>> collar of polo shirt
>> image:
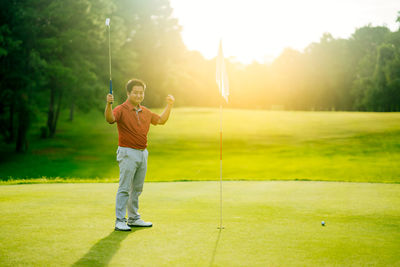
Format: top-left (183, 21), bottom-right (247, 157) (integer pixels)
top-left (125, 99), bottom-right (142, 112)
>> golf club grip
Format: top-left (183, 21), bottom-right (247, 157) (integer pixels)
top-left (109, 79), bottom-right (113, 104)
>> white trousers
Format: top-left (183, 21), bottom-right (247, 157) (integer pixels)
top-left (115, 146), bottom-right (148, 223)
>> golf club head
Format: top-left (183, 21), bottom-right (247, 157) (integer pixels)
top-left (105, 18), bottom-right (110, 26)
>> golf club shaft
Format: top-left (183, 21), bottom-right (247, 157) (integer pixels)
top-left (108, 25), bottom-right (112, 95)
top-left (107, 21), bottom-right (112, 104)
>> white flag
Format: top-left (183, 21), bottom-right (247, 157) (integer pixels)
top-left (216, 40), bottom-right (229, 102)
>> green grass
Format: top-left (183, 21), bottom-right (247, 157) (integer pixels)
top-left (0, 181), bottom-right (399, 266)
top-left (1, 108), bottom-right (400, 183)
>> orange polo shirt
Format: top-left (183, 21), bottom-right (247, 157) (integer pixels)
top-left (111, 100), bottom-right (160, 149)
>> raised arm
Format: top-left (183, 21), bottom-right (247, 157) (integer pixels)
top-left (105, 94), bottom-right (116, 124)
top-left (158, 95), bottom-right (175, 125)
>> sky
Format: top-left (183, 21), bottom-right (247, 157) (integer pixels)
top-left (169, 0), bottom-right (400, 64)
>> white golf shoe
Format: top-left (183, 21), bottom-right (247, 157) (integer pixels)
top-left (115, 221), bottom-right (131, 231)
top-left (128, 219), bottom-right (153, 227)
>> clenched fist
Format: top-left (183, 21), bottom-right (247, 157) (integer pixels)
top-left (107, 94), bottom-right (114, 104)
top-left (166, 95), bottom-right (175, 105)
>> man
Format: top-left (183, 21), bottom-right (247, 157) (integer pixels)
top-left (105, 78), bottom-right (174, 231)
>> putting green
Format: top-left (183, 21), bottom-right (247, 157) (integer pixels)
top-left (1, 181), bottom-right (399, 266)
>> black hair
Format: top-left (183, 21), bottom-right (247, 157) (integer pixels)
top-left (126, 78), bottom-right (146, 93)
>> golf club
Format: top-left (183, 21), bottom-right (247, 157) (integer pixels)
top-left (105, 18), bottom-right (112, 103)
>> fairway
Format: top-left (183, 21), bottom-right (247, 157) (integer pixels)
top-left (1, 181), bottom-right (399, 266)
top-left (1, 108), bottom-right (400, 183)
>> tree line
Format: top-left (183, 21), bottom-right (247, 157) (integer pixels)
top-left (0, 1), bottom-right (399, 152)
top-left (0, 0), bottom-right (185, 152)
top-left (224, 22), bottom-right (400, 112)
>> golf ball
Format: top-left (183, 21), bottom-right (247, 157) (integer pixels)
top-left (321, 221), bottom-right (325, 226)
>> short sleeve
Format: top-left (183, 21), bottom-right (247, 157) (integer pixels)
top-left (112, 105), bottom-right (122, 123)
top-left (151, 111), bottom-right (161, 125)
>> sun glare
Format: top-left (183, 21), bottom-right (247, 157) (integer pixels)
top-left (170, 0), bottom-right (399, 64)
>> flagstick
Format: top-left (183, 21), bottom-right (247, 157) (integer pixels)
top-left (216, 40), bottom-right (227, 230)
top-left (218, 96), bottom-right (224, 230)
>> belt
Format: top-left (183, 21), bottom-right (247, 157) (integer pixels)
top-left (119, 146), bottom-right (146, 151)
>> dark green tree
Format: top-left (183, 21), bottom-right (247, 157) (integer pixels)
top-left (350, 25), bottom-right (391, 110)
top-left (112, 0), bottom-right (186, 107)
top-left (0, 0), bottom-right (42, 152)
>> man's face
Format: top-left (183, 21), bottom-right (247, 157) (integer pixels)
top-left (127, 85), bottom-right (145, 106)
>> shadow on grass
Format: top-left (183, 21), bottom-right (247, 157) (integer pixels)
top-left (209, 229), bottom-right (222, 267)
top-left (72, 228), bottom-right (146, 266)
